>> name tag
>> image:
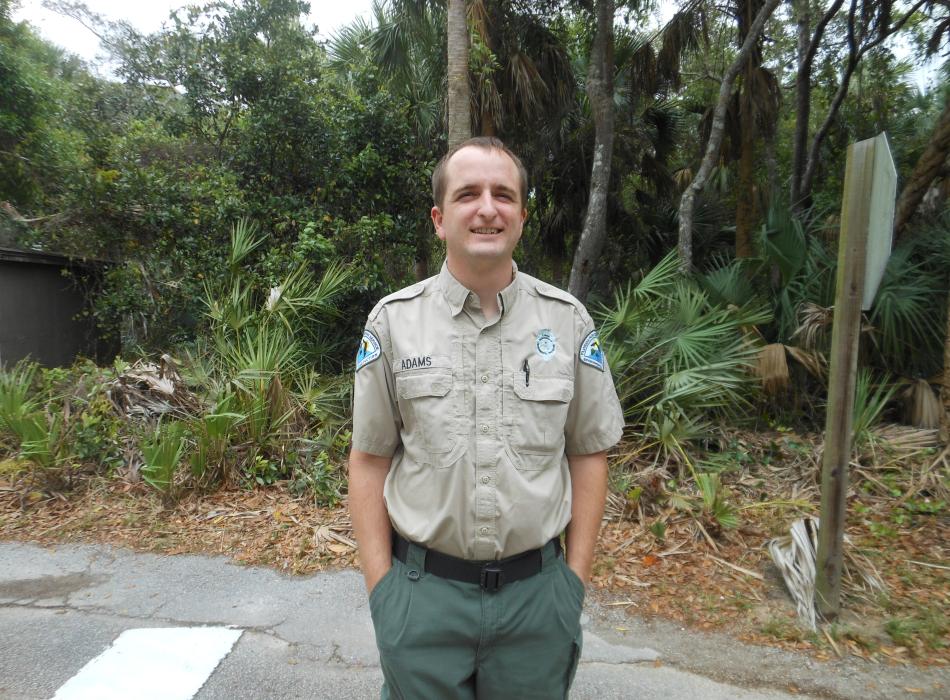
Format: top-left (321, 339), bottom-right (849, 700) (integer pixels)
top-left (393, 354), bottom-right (451, 373)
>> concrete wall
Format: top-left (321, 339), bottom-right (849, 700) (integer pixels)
top-left (0, 258), bottom-right (105, 367)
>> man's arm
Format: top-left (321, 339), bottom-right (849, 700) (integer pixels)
top-left (564, 451), bottom-right (608, 584)
top-left (348, 449), bottom-right (394, 594)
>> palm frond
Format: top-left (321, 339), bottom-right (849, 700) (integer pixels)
top-left (868, 244), bottom-right (944, 375)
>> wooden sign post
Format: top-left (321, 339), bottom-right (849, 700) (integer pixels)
top-left (815, 133), bottom-right (896, 621)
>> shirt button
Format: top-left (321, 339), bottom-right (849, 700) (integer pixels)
top-left (480, 424), bottom-right (489, 434)
top-left (480, 527), bottom-right (489, 535)
top-left (481, 475), bottom-right (490, 484)
top-left (480, 375), bottom-right (488, 383)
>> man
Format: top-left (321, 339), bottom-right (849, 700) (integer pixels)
top-left (349, 137), bottom-right (624, 699)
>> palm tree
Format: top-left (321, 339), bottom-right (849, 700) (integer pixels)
top-left (447, 0), bottom-right (471, 146)
top-left (734, 0), bottom-right (780, 258)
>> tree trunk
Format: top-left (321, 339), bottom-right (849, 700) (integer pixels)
top-left (764, 126), bottom-right (780, 198)
top-left (790, 0), bottom-right (810, 210)
top-left (568, 0), bottom-right (615, 302)
top-left (736, 74), bottom-right (756, 258)
top-left (894, 96), bottom-right (950, 238)
top-left (678, 0), bottom-right (782, 272)
top-left (446, 0), bottom-right (471, 149)
top-left (942, 290), bottom-right (950, 444)
top-left (799, 54), bottom-right (859, 202)
top-left (790, 0), bottom-right (844, 211)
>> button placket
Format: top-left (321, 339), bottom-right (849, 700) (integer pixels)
top-left (473, 332), bottom-right (500, 558)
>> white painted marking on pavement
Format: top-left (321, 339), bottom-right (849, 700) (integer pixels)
top-left (53, 626), bottom-right (243, 700)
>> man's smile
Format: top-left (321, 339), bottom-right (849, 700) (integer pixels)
top-left (472, 227), bottom-right (502, 235)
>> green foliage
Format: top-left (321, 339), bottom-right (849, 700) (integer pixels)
top-left (181, 219), bottom-right (354, 489)
top-left (1, 360), bottom-right (129, 483)
top-left (867, 239), bottom-right (946, 378)
top-left (0, 9), bottom-right (87, 207)
top-left (597, 252), bottom-right (769, 460)
top-left (851, 370), bottom-right (897, 448)
top-left (70, 394), bottom-right (125, 472)
top-left (140, 421), bottom-right (189, 495)
top-left (648, 519), bottom-right (667, 542)
top-left (188, 392), bottom-right (244, 483)
top-left (0, 361), bottom-right (69, 473)
top-left (694, 472), bottom-right (740, 530)
top-left (288, 444), bottom-right (345, 507)
top-left (0, 360), bottom-right (41, 444)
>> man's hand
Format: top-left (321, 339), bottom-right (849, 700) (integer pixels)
top-left (564, 451), bottom-right (609, 585)
top-left (348, 449), bottom-right (394, 594)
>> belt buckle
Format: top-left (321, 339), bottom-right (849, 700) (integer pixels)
top-left (480, 562), bottom-right (504, 592)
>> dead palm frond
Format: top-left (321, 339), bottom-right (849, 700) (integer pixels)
top-left (755, 343), bottom-right (789, 395)
top-left (785, 345), bottom-right (825, 380)
top-left (791, 302), bottom-right (833, 353)
top-left (656, 1), bottom-right (709, 89)
top-left (902, 379), bottom-right (941, 429)
top-left (768, 516), bottom-right (887, 631)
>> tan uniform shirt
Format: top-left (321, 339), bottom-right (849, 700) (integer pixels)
top-left (352, 262), bottom-right (624, 560)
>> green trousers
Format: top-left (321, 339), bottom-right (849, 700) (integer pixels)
top-left (368, 539), bottom-right (585, 700)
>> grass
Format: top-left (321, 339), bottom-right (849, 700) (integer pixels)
top-left (885, 609), bottom-right (949, 655)
top-left (760, 615), bottom-right (808, 643)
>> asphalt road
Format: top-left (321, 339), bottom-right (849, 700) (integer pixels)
top-left (0, 542), bottom-right (944, 699)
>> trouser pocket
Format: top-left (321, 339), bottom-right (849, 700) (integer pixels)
top-left (369, 557), bottom-right (413, 652)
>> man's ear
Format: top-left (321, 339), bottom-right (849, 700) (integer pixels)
top-left (431, 206), bottom-right (446, 241)
top-left (521, 208), bottom-right (527, 224)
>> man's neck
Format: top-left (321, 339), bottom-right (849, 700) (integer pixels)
top-left (446, 256), bottom-right (514, 320)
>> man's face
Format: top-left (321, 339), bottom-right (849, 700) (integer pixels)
top-left (431, 146), bottom-right (527, 272)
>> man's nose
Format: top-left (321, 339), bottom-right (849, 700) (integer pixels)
top-left (475, 191), bottom-right (498, 218)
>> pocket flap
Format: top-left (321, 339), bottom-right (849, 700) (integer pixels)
top-left (396, 372), bottom-right (453, 399)
top-left (512, 376), bottom-right (573, 403)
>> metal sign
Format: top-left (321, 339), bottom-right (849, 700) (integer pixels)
top-left (849, 133), bottom-right (897, 309)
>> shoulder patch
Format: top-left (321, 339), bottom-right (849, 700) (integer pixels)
top-left (579, 330), bottom-right (605, 372)
top-left (356, 330), bottom-right (382, 371)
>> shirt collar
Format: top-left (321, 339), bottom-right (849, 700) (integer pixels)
top-left (438, 260), bottom-right (520, 318)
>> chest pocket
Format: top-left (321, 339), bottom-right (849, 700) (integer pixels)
top-left (509, 376), bottom-right (573, 464)
top-left (395, 370), bottom-right (459, 461)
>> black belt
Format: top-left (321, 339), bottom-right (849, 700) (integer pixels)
top-left (393, 533), bottom-right (561, 592)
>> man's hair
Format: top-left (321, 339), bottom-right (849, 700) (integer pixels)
top-left (431, 136), bottom-right (529, 208)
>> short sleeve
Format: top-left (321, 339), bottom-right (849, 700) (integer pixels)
top-left (351, 311), bottom-right (401, 456)
top-left (564, 308), bottom-right (625, 455)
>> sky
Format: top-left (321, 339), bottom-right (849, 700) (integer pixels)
top-left (12, 0), bottom-right (376, 71)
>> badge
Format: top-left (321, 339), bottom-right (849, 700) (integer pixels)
top-left (579, 330), bottom-right (605, 371)
top-left (536, 329), bottom-right (557, 361)
top-left (356, 330), bottom-right (381, 371)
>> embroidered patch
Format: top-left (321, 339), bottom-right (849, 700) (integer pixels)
top-left (356, 330), bottom-right (381, 371)
top-left (399, 356), bottom-right (432, 371)
top-left (536, 329), bottom-right (557, 361)
top-left (579, 330), bottom-right (605, 371)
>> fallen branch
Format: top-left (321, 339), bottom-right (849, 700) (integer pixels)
top-left (708, 554), bottom-right (765, 581)
top-left (906, 559), bottom-right (950, 572)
